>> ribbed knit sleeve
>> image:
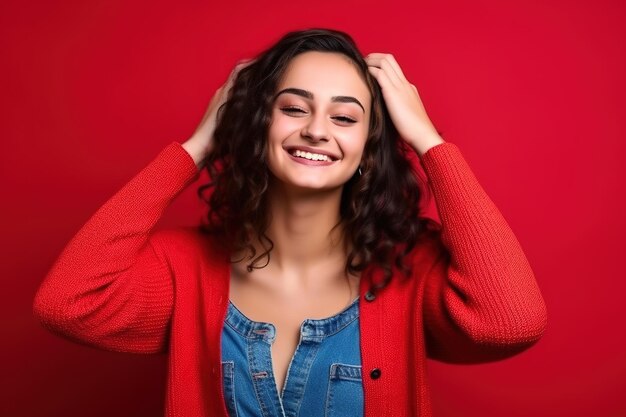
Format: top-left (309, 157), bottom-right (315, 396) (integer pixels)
top-left (418, 141), bottom-right (547, 363)
top-left (33, 142), bottom-right (201, 354)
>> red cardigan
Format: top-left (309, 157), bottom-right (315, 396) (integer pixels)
top-left (33, 141), bottom-right (547, 417)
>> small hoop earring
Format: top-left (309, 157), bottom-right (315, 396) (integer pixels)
top-left (358, 167), bottom-right (363, 176)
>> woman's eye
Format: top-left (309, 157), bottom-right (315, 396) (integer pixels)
top-left (333, 115), bottom-right (357, 124)
top-left (280, 107), bottom-right (356, 124)
top-left (281, 107), bottom-right (306, 115)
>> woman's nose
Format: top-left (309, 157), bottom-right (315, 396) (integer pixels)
top-left (301, 114), bottom-right (330, 142)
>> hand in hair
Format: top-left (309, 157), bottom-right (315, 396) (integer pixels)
top-left (365, 53), bottom-right (444, 156)
top-left (183, 59), bottom-right (255, 169)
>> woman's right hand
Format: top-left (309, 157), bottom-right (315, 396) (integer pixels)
top-left (182, 59), bottom-right (254, 169)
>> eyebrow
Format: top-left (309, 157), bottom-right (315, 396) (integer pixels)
top-left (274, 88), bottom-right (365, 113)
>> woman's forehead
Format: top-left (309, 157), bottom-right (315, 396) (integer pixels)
top-left (276, 52), bottom-right (371, 105)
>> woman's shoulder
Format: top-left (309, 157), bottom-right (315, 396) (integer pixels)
top-left (148, 225), bottom-right (229, 263)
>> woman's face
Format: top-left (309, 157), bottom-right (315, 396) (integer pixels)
top-left (266, 51), bottom-right (371, 193)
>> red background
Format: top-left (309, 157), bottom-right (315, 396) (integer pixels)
top-left (2, 0), bottom-right (625, 416)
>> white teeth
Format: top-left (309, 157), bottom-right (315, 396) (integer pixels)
top-left (293, 150), bottom-right (331, 161)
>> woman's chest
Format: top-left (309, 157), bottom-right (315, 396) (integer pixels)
top-left (221, 294), bottom-right (363, 417)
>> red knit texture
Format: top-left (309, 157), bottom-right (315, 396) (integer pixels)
top-left (33, 140), bottom-right (547, 417)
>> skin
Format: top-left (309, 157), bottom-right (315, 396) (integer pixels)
top-left (182, 50), bottom-right (445, 395)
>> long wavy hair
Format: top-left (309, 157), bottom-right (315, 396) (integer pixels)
top-left (198, 28), bottom-right (440, 294)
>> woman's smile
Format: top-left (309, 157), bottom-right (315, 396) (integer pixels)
top-left (284, 145), bottom-right (341, 166)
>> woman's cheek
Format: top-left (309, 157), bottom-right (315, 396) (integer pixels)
top-left (340, 130), bottom-right (368, 156)
top-left (270, 114), bottom-right (301, 138)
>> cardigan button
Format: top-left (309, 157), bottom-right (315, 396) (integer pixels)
top-left (364, 291), bottom-right (376, 302)
top-left (370, 368), bottom-right (381, 379)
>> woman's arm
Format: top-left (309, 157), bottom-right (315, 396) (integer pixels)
top-left (418, 141), bottom-right (547, 363)
top-left (366, 53), bottom-right (547, 362)
top-left (33, 142), bottom-right (201, 353)
top-left (32, 61), bottom-right (251, 353)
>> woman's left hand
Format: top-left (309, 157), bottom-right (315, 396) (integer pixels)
top-left (365, 53), bottom-right (445, 156)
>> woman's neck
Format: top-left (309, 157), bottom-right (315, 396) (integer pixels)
top-left (263, 181), bottom-right (347, 273)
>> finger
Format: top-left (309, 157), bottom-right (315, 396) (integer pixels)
top-left (365, 55), bottom-right (405, 87)
top-left (234, 58), bottom-right (255, 71)
top-left (224, 72), bottom-right (237, 90)
top-left (225, 59), bottom-right (252, 87)
top-left (409, 83), bottom-right (423, 101)
top-left (369, 57), bottom-right (402, 87)
top-left (366, 53), bottom-right (405, 78)
top-left (367, 66), bottom-right (395, 91)
top-left (366, 53), bottom-right (408, 84)
top-left (227, 58), bottom-right (254, 82)
top-left (219, 58), bottom-right (256, 103)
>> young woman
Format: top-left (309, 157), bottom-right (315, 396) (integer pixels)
top-left (33, 28), bottom-right (548, 416)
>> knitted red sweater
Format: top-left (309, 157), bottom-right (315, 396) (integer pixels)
top-left (33, 141), bottom-right (547, 417)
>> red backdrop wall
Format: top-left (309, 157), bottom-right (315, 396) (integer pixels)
top-left (2, 0), bottom-right (625, 416)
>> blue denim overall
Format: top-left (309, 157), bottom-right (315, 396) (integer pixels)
top-left (220, 296), bottom-right (363, 417)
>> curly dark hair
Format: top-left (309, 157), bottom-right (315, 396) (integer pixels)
top-left (197, 28), bottom-right (440, 294)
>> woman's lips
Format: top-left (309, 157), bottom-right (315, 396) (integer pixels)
top-left (286, 149), bottom-right (337, 166)
top-left (283, 145), bottom-right (341, 166)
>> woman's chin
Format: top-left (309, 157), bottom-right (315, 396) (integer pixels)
top-left (270, 176), bottom-right (345, 195)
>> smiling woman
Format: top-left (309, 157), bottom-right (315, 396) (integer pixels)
top-left (33, 28), bottom-right (548, 417)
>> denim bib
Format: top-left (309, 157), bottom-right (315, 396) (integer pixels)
top-left (220, 296), bottom-right (363, 417)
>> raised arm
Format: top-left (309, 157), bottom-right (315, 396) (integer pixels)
top-left (418, 142), bottom-right (547, 363)
top-left (365, 53), bottom-right (547, 362)
top-left (32, 61), bottom-right (252, 353)
top-left (33, 142), bottom-right (201, 353)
